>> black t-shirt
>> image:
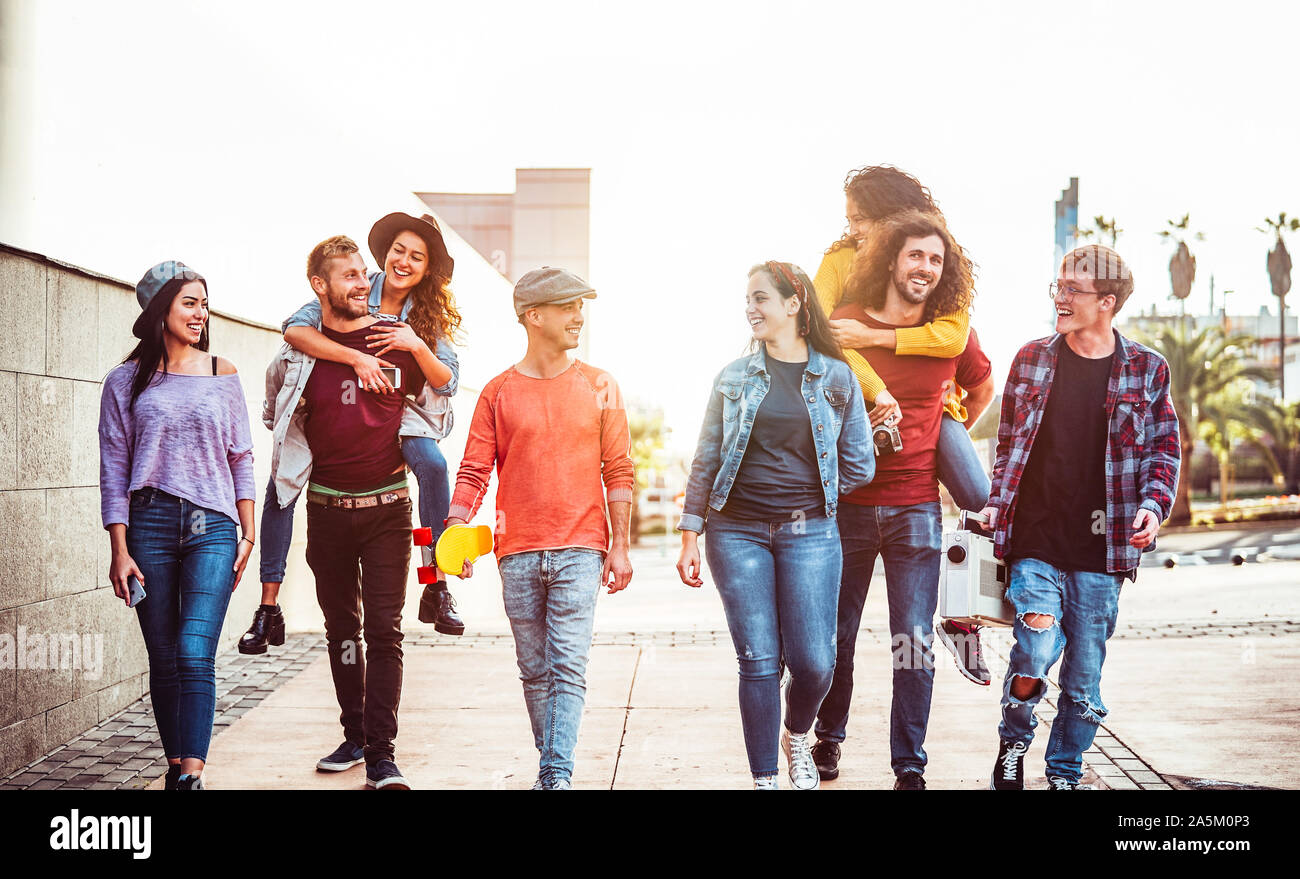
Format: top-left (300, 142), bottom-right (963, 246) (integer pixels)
top-left (1010, 342), bottom-right (1113, 572)
top-left (722, 353), bottom-right (825, 521)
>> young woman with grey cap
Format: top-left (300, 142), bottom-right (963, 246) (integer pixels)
top-left (241, 212), bottom-right (465, 656)
top-left (98, 261), bottom-right (257, 790)
top-left (676, 261), bottom-right (875, 790)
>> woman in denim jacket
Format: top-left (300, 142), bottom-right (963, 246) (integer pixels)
top-left (676, 261), bottom-right (874, 790)
top-left (238, 213), bottom-right (466, 653)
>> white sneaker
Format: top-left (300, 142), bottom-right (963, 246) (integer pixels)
top-left (781, 727), bottom-right (820, 790)
top-left (753, 775), bottom-right (779, 790)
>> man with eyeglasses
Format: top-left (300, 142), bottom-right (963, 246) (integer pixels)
top-left (980, 244), bottom-right (1180, 790)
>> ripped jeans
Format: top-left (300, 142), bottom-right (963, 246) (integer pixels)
top-left (998, 557), bottom-right (1124, 783)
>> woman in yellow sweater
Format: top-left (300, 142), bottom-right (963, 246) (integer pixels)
top-left (812, 165), bottom-right (994, 696)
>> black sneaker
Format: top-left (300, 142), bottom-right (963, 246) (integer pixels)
top-left (990, 739), bottom-right (1029, 790)
top-left (164, 764), bottom-right (183, 790)
top-left (316, 741), bottom-right (365, 772)
top-left (366, 760), bottom-right (411, 790)
top-left (174, 773), bottom-right (205, 790)
top-left (811, 740), bottom-right (841, 781)
top-left (893, 770), bottom-right (926, 790)
top-left (936, 620), bottom-right (991, 686)
top-left (238, 604), bottom-right (286, 655)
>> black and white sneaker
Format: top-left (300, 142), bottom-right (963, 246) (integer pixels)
top-left (366, 759), bottom-right (411, 790)
top-left (936, 620), bottom-right (992, 686)
top-left (316, 741), bottom-right (365, 772)
top-left (990, 739), bottom-right (1028, 790)
top-left (1047, 776), bottom-right (1092, 790)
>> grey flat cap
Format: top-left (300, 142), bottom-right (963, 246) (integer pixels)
top-left (513, 266), bottom-right (597, 316)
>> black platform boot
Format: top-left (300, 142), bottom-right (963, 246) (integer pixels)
top-left (237, 604), bottom-right (286, 655)
top-left (418, 582), bottom-right (465, 636)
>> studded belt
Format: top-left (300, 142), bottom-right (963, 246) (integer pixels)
top-left (306, 487), bottom-right (410, 509)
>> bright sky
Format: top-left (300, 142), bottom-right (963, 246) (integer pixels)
top-left (4, 0), bottom-right (1298, 452)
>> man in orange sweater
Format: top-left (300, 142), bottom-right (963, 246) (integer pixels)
top-left (447, 266), bottom-right (635, 790)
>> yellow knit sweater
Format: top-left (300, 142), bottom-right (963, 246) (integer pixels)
top-left (813, 243), bottom-right (971, 420)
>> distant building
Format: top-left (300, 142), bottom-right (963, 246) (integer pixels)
top-left (418, 168), bottom-right (592, 357)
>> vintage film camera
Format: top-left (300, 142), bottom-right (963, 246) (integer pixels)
top-left (873, 421), bottom-right (902, 455)
top-left (939, 510), bottom-right (1014, 627)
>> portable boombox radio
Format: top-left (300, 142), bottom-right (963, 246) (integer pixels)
top-left (939, 511), bottom-right (1015, 627)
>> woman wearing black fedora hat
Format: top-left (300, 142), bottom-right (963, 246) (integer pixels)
top-left (239, 212), bottom-right (466, 654)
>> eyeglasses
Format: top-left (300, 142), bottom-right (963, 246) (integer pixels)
top-left (1047, 281), bottom-right (1103, 303)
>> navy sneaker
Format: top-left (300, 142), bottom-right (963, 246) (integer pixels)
top-left (366, 759), bottom-right (411, 790)
top-left (316, 741), bottom-right (365, 772)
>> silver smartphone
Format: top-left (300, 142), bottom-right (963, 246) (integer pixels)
top-left (127, 574), bottom-right (146, 607)
top-left (379, 366), bottom-right (402, 389)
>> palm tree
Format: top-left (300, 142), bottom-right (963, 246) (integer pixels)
top-left (1132, 322), bottom-right (1273, 524)
top-left (1258, 212), bottom-right (1298, 400)
top-left (1158, 214), bottom-right (1204, 314)
top-left (1244, 397), bottom-right (1300, 495)
top-left (1198, 382), bottom-right (1258, 505)
top-left (1075, 215), bottom-right (1124, 248)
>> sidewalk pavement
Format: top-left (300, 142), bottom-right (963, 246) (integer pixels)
top-left (6, 538), bottom-right (1298, 790)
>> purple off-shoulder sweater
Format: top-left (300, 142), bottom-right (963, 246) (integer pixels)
top-left (98, 362), bottom-right (257, 528)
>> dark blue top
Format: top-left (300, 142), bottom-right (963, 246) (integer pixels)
top-left (721, 352), bottom-right (825, 521)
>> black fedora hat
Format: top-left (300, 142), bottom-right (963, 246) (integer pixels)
top-left (368, 212), bottom-right (454, 280)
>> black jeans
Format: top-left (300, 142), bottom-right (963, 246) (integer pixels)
top-left (305, 498), bottom-right (412, 764)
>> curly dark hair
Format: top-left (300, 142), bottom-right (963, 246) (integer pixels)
top-left (826, 165), bottom-right (939, 256)
top-left (845, 210), bottom-right (975, 322)
top-left (404, 268), bottom-right (462, 347)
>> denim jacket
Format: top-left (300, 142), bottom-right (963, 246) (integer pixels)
top-left (677, 347), bottom-right (875, 533)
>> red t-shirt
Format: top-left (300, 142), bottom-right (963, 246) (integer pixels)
top-left (831, 303), bottom-right (992, 506)
top-left (303, 321), bottom-right (423, 491)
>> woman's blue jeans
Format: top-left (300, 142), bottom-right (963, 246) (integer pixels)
top-left (125, 488), bottom-right (236, 762)
top-left (937, 414), bottom-right (991, 512)
top-left (703, 510), bottom-right (841, 778)
top-left (258, 435), bottom-right (450, 583)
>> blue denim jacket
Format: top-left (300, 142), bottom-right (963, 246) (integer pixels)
top-left (677, 347), bottom-right (875, 533)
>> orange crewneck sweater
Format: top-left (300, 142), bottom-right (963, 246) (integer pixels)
top-left (448, 360), bottom-right (635, 559)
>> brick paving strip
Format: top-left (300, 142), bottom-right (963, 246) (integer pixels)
top-left (0, 635), bottom-right (325, 791)
top-left (5, 619), bottom-right (1292, 790)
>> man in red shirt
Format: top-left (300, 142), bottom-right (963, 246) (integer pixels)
top-left (814, 211), bottom-right (993, 790)
top-left (447, 266), bottom-right (635, 790)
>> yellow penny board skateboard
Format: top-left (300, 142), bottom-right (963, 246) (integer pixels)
top-left (412, 524), bottom-right (494, 580)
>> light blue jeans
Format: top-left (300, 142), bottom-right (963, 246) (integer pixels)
top-left (937, 414), bottom-right (991, 512)
top-left (998, 557), bottom-right (1124, 783)
top-left (499, 548), bottom-right (604, 785)
top-left (703, 510), bottom-right (841, 777)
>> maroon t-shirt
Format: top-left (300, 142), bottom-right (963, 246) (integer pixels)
top-left (303, 321), bottom-right (423, 492)
top-left (831, 303), bottom-right (992, 506)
